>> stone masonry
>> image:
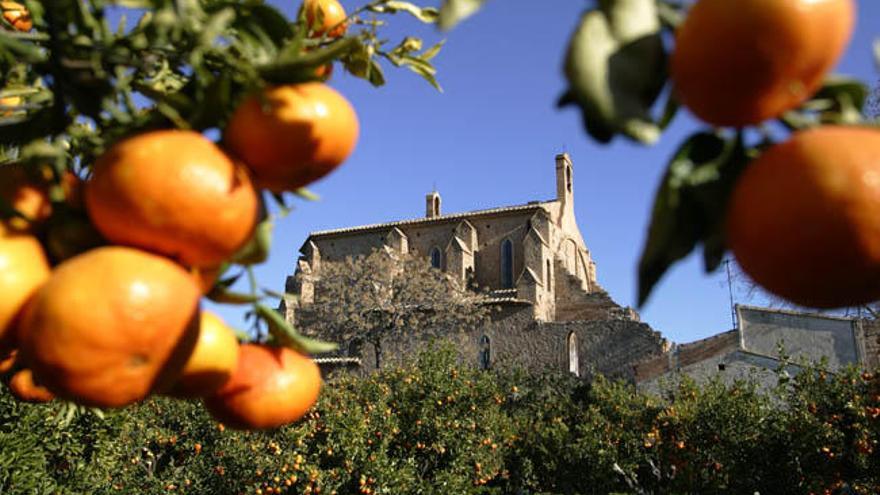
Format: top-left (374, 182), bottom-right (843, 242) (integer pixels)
top-left (283, 153), bottom-right (667, 379)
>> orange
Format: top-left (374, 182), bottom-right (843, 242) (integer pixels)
top-left (18, 246), bottom-right (201, 408)
top-left (0, 95), bottom-right (21, 117)
top-left (0, 165), bottom-right (52, 230)
top-left (8, 368), bottom-right (54, 403)
top-left (204, 344), bottom-right (321, 430)
top-left (224, 83), bottom-right (359, 192)
top-left (726, 126), bottom-right (880, 308)
top-left (190, 265), bottom-right (223, 294)
top-left (0, 224), bottom-right (50, 350)
top-left (1, 2), bottom-right (31, 32)
top-left (671, 0), bottom-right (855, 127)
top-left (85, 130), bottom-right (259, 268)
top-left (0, 348), bottom-right (16, 374)
top-left (166, 311), bottom-right (239, 398)
top-left (302, 0), bottom-right (347, 38)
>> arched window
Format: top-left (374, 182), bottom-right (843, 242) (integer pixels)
top-left (430, 247), bottom-right (442, 269)
top-left (568, 332), bottom-right (579, 377)
top-left (479, 335), bottom-right (491, 370)
top-left (566, 165), bottom-right (572, 193)
top-left (433, 196), bottom-right (440, 215)
top-left (501, 239), bottom-right (513, 288)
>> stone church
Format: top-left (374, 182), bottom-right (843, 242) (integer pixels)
top-left (283, 154), bottom-right (668, 380)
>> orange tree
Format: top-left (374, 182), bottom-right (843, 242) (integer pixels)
top-left (440, 0), bottom-right (880, 310)
top-left (0, 0), bottom-right (446, 426)
top-left (0, 344), bottom-right (877, 493)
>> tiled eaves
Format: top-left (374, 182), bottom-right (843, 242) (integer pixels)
top-left (307, 200), bottom-right (558, 239)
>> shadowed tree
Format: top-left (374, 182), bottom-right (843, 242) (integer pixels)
top-left (295, 249), bottom-right (492, 368)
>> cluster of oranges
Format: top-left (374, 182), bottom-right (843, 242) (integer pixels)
top-left (670, 0), bottom-right (880, 309)
top-left (0, 0), bottom-right (354, 429)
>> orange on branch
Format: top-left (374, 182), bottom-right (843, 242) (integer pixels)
top-left (166, 311), bottom-right (239, 398)
top-left (0, 225), bottom-right (50, 350)
top-left (0, 165), bottom-right (53, 231)
top-left (303, 0), bottom-right (347, 38)
top-left (85, 130), bottom-right (259, 268)
top-left (8, 368), bottom-right (54, 403)
top-left (671, 0), bottom-right (855, 127)
top-left (726, 126), bottom-right (880, 308)
top-left (204, 344), bottom-right (321, 430)
top-left (224, 83), bottom-right (358, 192)
top-left (1, 1), bottom-right (31, 32)
top-left (19, 246), bottom-right (201, 408)
top-left (0, 348), bottom-right (17, 374)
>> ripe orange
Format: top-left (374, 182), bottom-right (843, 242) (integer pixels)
top-left (1, 1), bottom-right (31, 32)
top-left (224, 83), bottom-right (358, 192)
top-left (190, 265), bottom-right (222, 294)
top-left (18, 246), bottom-right (201, 408)
top-left (85, 130), bottom-right (259, 268)
top-left (0, 165), bottom-right (53, 230)
top-left (0, 224), bottom-right (51, 350)
top-left (671, 0), bottom-right (855, 127)
top-left (8, 368), bottom-right (54, 403)
top-left (0, 348), bottom-right (17, 374)
top-left (726, 126), bottom-right (880, 308)
top-left (166, 311), bottom-right (239, 398)
top-left (0, 95), bottom-right (21, 117)
top-left (302, 0), bottom-right (347, 38)
top-left (204, 344), bottom-right (321, 430)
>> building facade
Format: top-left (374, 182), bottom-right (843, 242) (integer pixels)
top-left (635, 305), bottom-right (880, 392)
top-left (283, 154), bottom-right (664, 377)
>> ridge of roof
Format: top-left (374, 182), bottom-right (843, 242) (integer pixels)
top-left (307, 200), bottom-right (557, 239)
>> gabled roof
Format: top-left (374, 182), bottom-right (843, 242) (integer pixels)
top-left (446, 236), bottom-right (471, 254)
top-left (302, 199), bottom-right (557, 251)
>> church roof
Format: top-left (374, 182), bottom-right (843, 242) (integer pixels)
top-left (306, 199), bottom-right (556, 240)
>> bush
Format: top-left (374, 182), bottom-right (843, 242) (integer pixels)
top-left (0, 344), bottom-right (877, 494)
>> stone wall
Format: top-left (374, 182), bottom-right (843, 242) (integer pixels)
top-left (299, 301), bottom-right (666, 383)
top-left (861, 319), bottom-right (880, 370)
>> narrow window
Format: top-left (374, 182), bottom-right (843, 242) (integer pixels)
top-left (566, 166), bottom-right (572, 193)
top-left (479, 335), bottom-right (491, 370)
top-left (568, 332), bottom-right (579, 377)
top-left (430, 247), bottom-right (442, 269)
top-left (546, 259), bottom-right (552, 290)
top-left (501, 239), bottom-right (513, 288)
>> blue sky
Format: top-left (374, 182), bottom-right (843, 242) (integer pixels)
top-left (210, 0), bottom-right (879, 344)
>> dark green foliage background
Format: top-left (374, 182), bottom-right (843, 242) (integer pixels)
top-left (0, 344), bottom-right (878, 494)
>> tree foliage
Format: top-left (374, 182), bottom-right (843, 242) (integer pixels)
top-left (295, 249), bottom-right (492, 367)
top-left (0, 345), bottom-right (878, 494)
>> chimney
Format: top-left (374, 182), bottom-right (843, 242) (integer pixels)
top-left (426, 191), bottom-right (441, 218)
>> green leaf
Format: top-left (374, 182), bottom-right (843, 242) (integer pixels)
top-left (437, 0), bottom-right (488, 31)
top-left (231, 219), bottom-right (273, 266)
top-left (812, 76), bottom-right (869, 123)
top-left (255, 303), bottom-right (338, 354)
top-left (207, 286), bottom-right (261, 305)
top-left (293, 188), bottom-right (320, 201)
top-left (559, 0), bottom-right (667, 144)
top-left (368, 1), bottom-right (439, 23)
top-left (637, 131), bottom-right (748, 306)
